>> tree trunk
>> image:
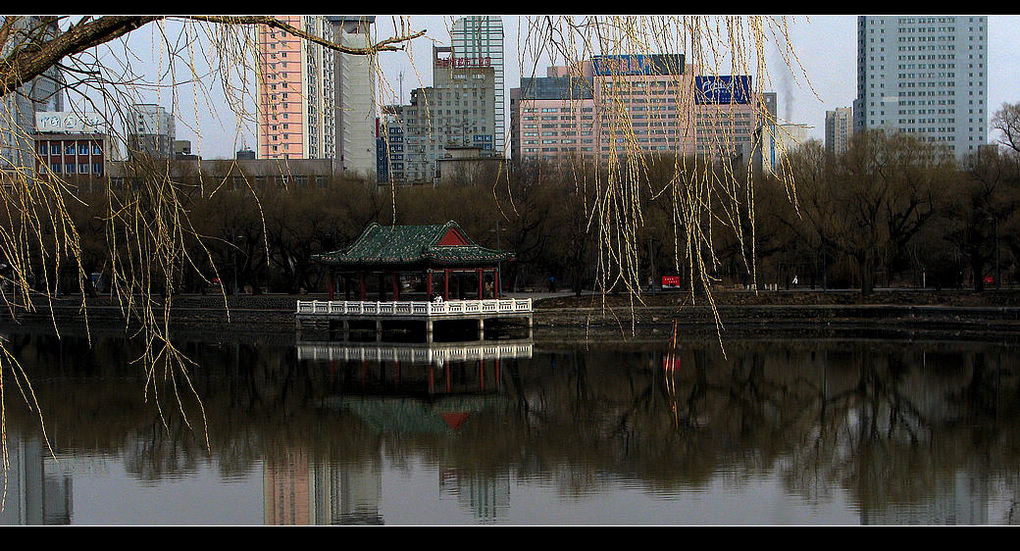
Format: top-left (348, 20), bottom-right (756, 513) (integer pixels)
top-left (971, 258), bottom-right (986, 292)
top-left (858, 251), bottom-right (875, 296)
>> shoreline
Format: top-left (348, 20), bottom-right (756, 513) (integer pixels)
top-left (2, 289), bottom-right (1020, 345)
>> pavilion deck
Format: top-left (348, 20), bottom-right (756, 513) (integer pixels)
top-left (295, 298), bottom-right (533, 343)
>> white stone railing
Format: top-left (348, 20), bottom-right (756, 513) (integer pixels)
top-left (296, 298), bottom-right (532, 317)
top-left (296, 341), bottom-right (534, 364)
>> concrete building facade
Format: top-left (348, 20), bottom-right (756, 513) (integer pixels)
top-left (853, 16), bottom-right (988, 158)
top-left (393, 47), bottom-right (497, 184)
top-left (825, 106), bottom-right (854, 156)
top-left (127, 104), bottom-right (174, 159)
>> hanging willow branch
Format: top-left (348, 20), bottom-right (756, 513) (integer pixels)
top-left (515, 15), bottom-right (810, 343)
top-left (0, 15), bottom-right (427, 504)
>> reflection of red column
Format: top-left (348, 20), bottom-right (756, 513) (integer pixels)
top-left (494, 358), bottom-right (500, 390)
top-left (445, 359), bottom-right (451, 393)
top-left (428, 364), bottom-right (435, 396)
top-left (394, 360), bottom-right (400, 390)
top-left (478, 359), bottom-right (484, 391)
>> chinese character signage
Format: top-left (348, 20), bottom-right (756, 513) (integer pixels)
top-left (35, 112), bottom-right (105, 133)
top-left (435, 56), bottom-right (493, 68)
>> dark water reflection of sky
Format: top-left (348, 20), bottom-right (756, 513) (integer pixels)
top-left (1, 332), bottom-right (1017, 525)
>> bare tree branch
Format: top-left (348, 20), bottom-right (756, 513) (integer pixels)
top-left (0, 15), bottom-right (426, 97)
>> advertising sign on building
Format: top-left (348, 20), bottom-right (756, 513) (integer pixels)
top-left (435, 55), bottom-right (493, 68)
top-left (35, 111), bottom-right (105, 133)
top-left (592, 54), bottom-right (684, 76)
top-left (694, 76), bottom-right (752, 105)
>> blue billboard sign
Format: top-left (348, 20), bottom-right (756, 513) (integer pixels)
top-left (695, 75), bottom-right (752, 105)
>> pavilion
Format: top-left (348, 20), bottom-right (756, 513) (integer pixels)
top-left (298, 221), bottom-right (531, 343)
top-left (311, 220), bottom-right (513, 301)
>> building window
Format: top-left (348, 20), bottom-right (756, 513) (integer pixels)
top-left (65, 163), bottom-right (75, 174)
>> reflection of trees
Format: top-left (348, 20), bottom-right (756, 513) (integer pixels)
top-left (5, 332), bottom-right (1020, 520)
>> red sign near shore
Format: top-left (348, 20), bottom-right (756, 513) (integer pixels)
top-left (661, 276), bottom-right (680, 288)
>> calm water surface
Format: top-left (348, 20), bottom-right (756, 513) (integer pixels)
top-left (1, 330), bottom-right (1018, 525)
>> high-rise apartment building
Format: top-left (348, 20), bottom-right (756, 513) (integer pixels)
top-left (450, 16), bottom-right (504, 156)
top-left (257, 16), bottom-right (376, 177)
top-left (825, 107), bottom-right (853, 156)
top-left (853, 16), bottom-right (988, 158)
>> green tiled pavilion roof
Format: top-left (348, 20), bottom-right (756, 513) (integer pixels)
top-left (312, 221), bottom-right (514, 268)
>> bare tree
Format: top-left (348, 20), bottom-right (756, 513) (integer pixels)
top-left (992, 102), bottom-right (1020, 154)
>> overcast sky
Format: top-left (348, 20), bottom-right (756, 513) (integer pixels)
top-left (155, 15), bottom-right (1018, 159)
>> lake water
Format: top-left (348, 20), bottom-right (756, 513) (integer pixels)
top-left (1, 330), bottom-right (1018, 525)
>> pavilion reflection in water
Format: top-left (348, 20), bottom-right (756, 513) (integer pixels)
top-left (262, 339), bottom-right (529, 524)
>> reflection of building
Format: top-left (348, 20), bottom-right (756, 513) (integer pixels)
top-left (264, 448), bottom-right (383, 525)
top-left (264, 447), bottom-right (312, 525)
top-left (440, 468), bottom-right (511, 523)
top-left (0, 432), bottom-right (72, 525)
top-left (861, 471), bottom-right (991, 525)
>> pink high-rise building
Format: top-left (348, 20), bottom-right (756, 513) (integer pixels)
top-left (256, 16), bottom-right (377, 177)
